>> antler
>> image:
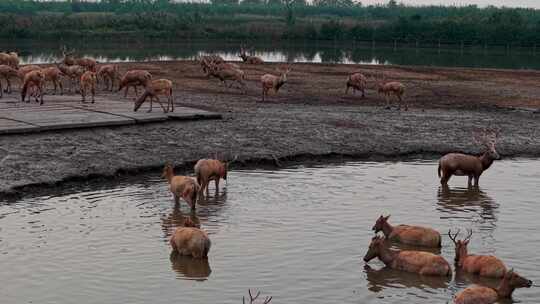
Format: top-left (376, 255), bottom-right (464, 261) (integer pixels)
top-left (448, 229), bottom-right (460, 245)
top-left (249, 289), bottom-right (260, 302)
top-left (243, 289), bottom-right (271, 304)
top-left (464, 228), bottom-right (473, 242)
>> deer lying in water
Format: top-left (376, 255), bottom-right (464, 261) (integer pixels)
top-left (378, 81), bottom-right (406, 110)
top-left (80, 71), bottom-right (97, 103)
top-left (207, 62), bottom-right (246, 93)
top-left (364, 235), bottom-right (451, 276)
top-left (243, 290), bottom-right (272, 304)
top-left (239, 45), bottom-right (264, 64)
top-left (261, 66), bottom-right (291, 102)
top-left (454, 269), bottom-right (532, 304)
top-left (170, 226), bottom-right (211, 259)
top-left (118, 70), bottom-right (152, 98)
top-left (162, 163), bottom-right (201, 210)
top-left (21, 70), bottom-right (45, 105)
top-left (345, 72), bottom-right (367, 98)
top-left (97, 64), bottom-right (120, 91)
top-left (133, 79), bottom-right (173, 113)
top-left (438, 128), bottom-right (500, 187)
top-left (56, 63), bottom-right (85, 93)
top-left (61, 46), bottom-right (97, 72)
top-left (42, 67), bottom-right (64, 95)
top-left (372, 215), bottom-right (441, 248)
top-left (0, 52), bottom-right (19, 69)
top-left (0, 65), bottom-right (19, 97)
top-left (449, 229), bottom-right (507, 278)
top-left (194, 157), bottom-right (236, 198)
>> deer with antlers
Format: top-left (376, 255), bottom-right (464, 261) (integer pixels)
top-left (61, 46), bottom-right (97, 72)
top-left (454, 269), bottom-right (532, 304)
top-left (207, 62), bottom-right (246, 93)
top-left (378, 80), bottom-right (406, 110)
top-left (260, 66), bottom-right (291, 102)
top-left (21, 69), bottom-right (45, 105)
top-left (372, 215), bottom-right (441, 248)
top-left (80, 71), bottom-right (97, 103)
top-left (239, 45), bottom-right (264, 64)
top-left (438, 128), bottom-right (500, 187)
top-left (243, 290), bottom-right (272, 304)
top-left (97, 64), bottom-right (120, 91)
top-left (162, 163), bottom-right (201, 210)
top-left (345, 72), bottom-right (368, 98)
top-left (449, 229), bottom-right (508, 278)
top-left (56, 63), bottom-right (85, 93)
top-left (118, 70), bottom-right (152, 98)
top-left (364, 235), bottom-right (451, 276)
top-left (133, 79), bottom-right (174, 113)
top-left (194, 156), bottom-right (236, 198)
top-left (0, 65), bottom-right (19, 97)
top-left (199, 55), bottom-right (225, 76)
top-left (0, 52), bottom-right (19, 69)
top-left (41, 66), bottom-right (64, 95)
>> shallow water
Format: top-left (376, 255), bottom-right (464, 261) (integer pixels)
top-left (1, 160), bottom-right (539, 303)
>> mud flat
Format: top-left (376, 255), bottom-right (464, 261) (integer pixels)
top-left (1, 61), bottom-right (540, 195)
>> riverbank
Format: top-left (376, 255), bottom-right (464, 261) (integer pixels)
top-left (2, 61), bottom-right (540, 196)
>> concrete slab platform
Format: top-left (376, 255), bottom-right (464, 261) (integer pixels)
top-left (0, 118), bottom-right (36, 134)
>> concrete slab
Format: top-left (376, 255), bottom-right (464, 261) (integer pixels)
top-left (0, 118), bottom-right (37, 134)
top-left (168, 107), bottom-right (222, 120)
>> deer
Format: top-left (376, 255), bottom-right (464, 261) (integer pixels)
top-left (162, 163), bottom-right (201, 210)
top-left (239, 45), bottom-right (264, 64)
top-left (194, 156), bottom-right (236, 198)
top-left (21, 70), bottom-right (45, 105)
top-left (207, 63), bottom-right (246, 93)
top-left (363, 235), bottom-right (451, 276)
top-left (260, 66), bottom-right (291, 102)
top-left (199, 55), bottom-right (225, 76)
top-left (454, 269), bottom-right (532, 304)
top-left (378, 81), bottom-right (406, 110)
top-left (449, 229), bottom-right (507, 278)
top-left (41, 66), bottom-right (64, 95)
top-left (80, 71), bottom-right (97, 103)
top-left (96, 64), bottom-right (120, 91)
top-left (0, 52), bottom-right (19, 69)
top-left (243, 290), bottom-right (272, 304)
top-left (118, 70), bottom-right (152, 98)
top-left (18, 65), bottom-right (41, 81)
top-left (0, 65), bottom-right (19, 97)
top-left (345, 72), bottom-right (368, 98)
top-left (169, 226), bottom-right (211, 259)
top-left (61, 46), bottom-right (97, 72)
top-left (438, 128), bottom-right (500, 187)
top-left (56, 63), bottom-right (85, 93)
top-left (372, 215), bottom-right (441, 248)
top-left (133, 79), bottom-right (173, 113)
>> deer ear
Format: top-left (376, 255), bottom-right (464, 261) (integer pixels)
top-left (384, 215), bottom-right (391, 220)
top-left (464, 239), bottom-right (470, 245)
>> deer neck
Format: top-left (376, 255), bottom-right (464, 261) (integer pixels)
top-left (479, 152), bottom-right (494, 171)
top-left (496, 279), bottom-right (514, 298)
top-left (457, 248), bottom-right (468, 267)
top-left (381, 221), bottom-right (394, 238)
top-left (164, 171), bottom-right (174, 184)
top-left (378, 245), bottom-right (397, 267)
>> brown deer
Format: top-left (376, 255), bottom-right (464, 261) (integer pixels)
top-left (80, 71), bottom-right (97, 103)
top-left (438, 128), bottom-right (500, 187)
top-left (449, 229), bottom-right (507, 278)
top-left (243, 290), bottom-right (272, 304)
top-left (18, 65), bottom-right (41, 81)
top-left (0, 52), bottom-right (19, 69)
top-left (345, 72), bottom-right (368, 98)
top-left (378, 81), bottom-right (406, 110)
top-left (454, 269), bottom-right (532, 304)
top-left (199, 55), bottom-right (225, 76)
top-left (372, 215), bottom-right (441, 248)
top-left (208, 63), bottom-right (246, 93)
top-left (21, 70), bottom-right (45, 105)
top-left (61, 46), bottom-right (97, 72)
top-left (239, 45), bottom-right (264, 64)
top-left (194, 157), bottom-right (236, 198)
top-left (169, 227), bottom-right (211, 259)
top-left (97, 64), bottom-right (120, 91)
top-left (56, 63), bottom-right (85, 93)
top-left (133, 79), bottom-right (173, 113)
top-left (0, 64), bottom-right (19, 97)
top-left (260, 66), bottom-right (291, 102)
top-left (363, 235), bottom-right (451, 276)
top-left (118, 70), bottom-right (152, 98)
top-left (162, 163), bottom-right (201, 210)
top-left (41, 67), bottom-right (64, 95)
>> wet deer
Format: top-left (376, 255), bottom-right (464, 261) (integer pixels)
top-left (21, 69), bottom-right (45, 105)
top-left (80, 71), bottom-right (97, 103)
top-left (378, 81), bottom-right (406, 110)
top-left (449, 229), bottom-right (507, 278)
top-left (438, 128), bottom-right (500, 187)
top-left (194, 158), bottom-right (229, 198)
top-left (133, 79), bottom-right (173, 113)
top-left (118, 70), bottom-right (152, 98)
top-left (243, 290), bottom-right (272, 304)
top-left (345, 72), bottom-right (368, 98)
top-left (239, 45), bottom-right (264, 64)
top-left (454, 269), bottom-right (532, 304)
top-left (0, 65), bottom-right (19, 97)
top-left (364, 235), bottom-right (451, 276)
top-left (260, 66), bottom-right (291, 102)
top-left (162, 163), bottom-right (201, 210)
top-left (169, 226), bottom-right (211, 259)
top-left (372, 215), bottom-right (441, 248)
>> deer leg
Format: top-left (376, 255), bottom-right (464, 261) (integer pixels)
top-left (59, 79), bottom-right (63, 95)
top-left (91, 85), bottom-right (95, 103)
top-left (6, 77), bottom-right (11, 94)
top-left (124, 85), bottom-right (129, 98)
top-left (361, 88), bottom-right (365, 98)
top-left (473, 175), bottom-right (480, 187)
top-left (440, 171), bottom-right (452, 185)
top-left (385, 94), bottom-right (391, 109)
top-left (174, 194), bottom-right (180, 205)
top-left (0, 80), bottom-right (3, 98)
top-left (214, 179), bottom-right (219, 193)
top-left (155, 96), bottom-right (168, 113)
top-left (467, 175), bottom-right (473, 187)
top-left (169, 94), bottom-right (174, 112)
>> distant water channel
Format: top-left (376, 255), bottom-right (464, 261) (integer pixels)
top-left (1, 39), bottom-right (540, 69)
top-left (1, 159), bottom-right (539, 303)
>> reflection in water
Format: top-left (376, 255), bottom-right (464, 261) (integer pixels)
top-left (364, 264), bottom-right (450, 293)
top-left (161, 204), bottom-right (201, 239)
top-left (437, 185), bottom-right (498, 227)
top-left (170, 252), bottom-right (212, 281)
top-left (454, 269), bottom-right (500, 290)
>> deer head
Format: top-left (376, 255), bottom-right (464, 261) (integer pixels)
top-left (61, 45), bottom-right (76, 65)
top-left (363, 235), bottom-right (385, 262)
top-left (243, 289), bottom-right (272, 304)
top-left (161, 163), bottom-right (174, 181)
top-left (473, 128), bottom-right (500, 160)
top-left (372, 215), bottom-right (390, 232)
top-left (448, 229), bottom-right (472, 265)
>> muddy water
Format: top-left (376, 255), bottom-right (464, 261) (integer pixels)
top-left (1, 160), bottom-right (539, 304)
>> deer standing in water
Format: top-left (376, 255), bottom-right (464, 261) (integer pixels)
top-left (454, 269), bottom-right (532, 304)
top-left (239, 45), bottom-right (264, 64)
top-left (194, 157), bottom-right (234, 198)
top-left (169, 226), bottom-right (211, 259)
top-left (372, 215), bottom-right (441, 248)
top-left (438, 128), bottom-right (500, 187)
top-left (133, 79), bottom-right (173, 113)
top-left (345, 72), bottom-right (367, 98)
top-left (0, 65), bottom-right (19, 97)
top-left (162, 163), bottom-right (200, 210)
top-left (118, 70), bottom-right (152, 98)
top-left (243, 290), bottom-right (272, 304)
top-left (260, 66), bottom-right (291, 102)
top-left (449, 229), bottom-right (507, 278)
top-left (21, 70), bottom-right (45, 105)
top-left (364, 235), bottom-right (451, 276)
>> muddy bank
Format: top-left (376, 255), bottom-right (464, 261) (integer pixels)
top-left (2, 61), bottom-right (540, 195)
